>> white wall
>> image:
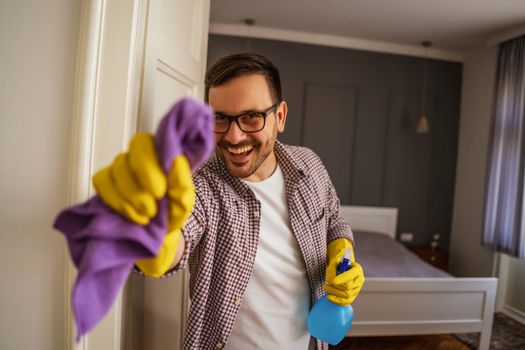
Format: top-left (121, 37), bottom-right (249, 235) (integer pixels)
top-left (506, 257), bottom-right (525, 313)
top-left (0, 1), bottom-right (82, 349)
top-left (450, 41), bottom-right (525, 318)
top-left (449, 47), bottom-right (497, 277)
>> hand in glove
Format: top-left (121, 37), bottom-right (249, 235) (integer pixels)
top-left (93, 133), bottom-right (166, 225)
top-left (93, 132), bottom-right (195, 278)
top-left (323, 238), bottom-right (365, 306)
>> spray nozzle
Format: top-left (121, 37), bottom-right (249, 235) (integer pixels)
top-left (336, 248), bottom-right (352, 275)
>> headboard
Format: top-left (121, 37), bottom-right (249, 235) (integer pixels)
top-left (339, 206), bottom-right (398, 239)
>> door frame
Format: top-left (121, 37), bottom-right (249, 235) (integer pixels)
top-left (65, 0), bottom-right (147, 348)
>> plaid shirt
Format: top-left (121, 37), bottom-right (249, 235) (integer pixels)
top-left (163, 141), bottom-right (353, 350)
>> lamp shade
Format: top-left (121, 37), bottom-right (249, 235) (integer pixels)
top-left (416, 114), bottom-right (430, 134)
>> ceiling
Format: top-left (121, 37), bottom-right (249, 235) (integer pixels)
top-left (210, 0), bottom-right (525, 52)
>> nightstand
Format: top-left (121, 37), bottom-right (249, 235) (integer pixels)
top-left (408, 246), bottom-right (449, 271)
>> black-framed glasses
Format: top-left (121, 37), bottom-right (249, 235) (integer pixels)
top-left (214, 101), bottom-right (281, 134)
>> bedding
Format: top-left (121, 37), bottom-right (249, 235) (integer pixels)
top-left (353, 231), bottom-right (451, 278)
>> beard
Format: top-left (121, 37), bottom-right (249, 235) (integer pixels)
top-left (216, 136), bottom-right (276, 179)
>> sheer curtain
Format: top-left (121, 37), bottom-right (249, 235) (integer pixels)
top-left (483, 35), bottom-right (525, 259)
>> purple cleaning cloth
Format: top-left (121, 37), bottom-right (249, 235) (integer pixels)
top-left (53, 98), bottom-right (214, 340)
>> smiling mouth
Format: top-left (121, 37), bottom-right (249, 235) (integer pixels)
top-left (227, 145), bottom-right (254, 155)
top-left (223, 144), bottom-right (256, 164)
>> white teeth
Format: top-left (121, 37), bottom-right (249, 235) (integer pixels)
top-left (227, 145), bottom-right (254, 154)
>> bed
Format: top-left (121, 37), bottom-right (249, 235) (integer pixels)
top-left (341, 206), bottom-right (498, 350)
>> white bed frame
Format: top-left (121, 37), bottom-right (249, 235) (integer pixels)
top-left (341, 206), bottom-right (498, 350)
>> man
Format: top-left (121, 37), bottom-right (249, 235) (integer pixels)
top-left (97, 53), bottom-right (364, 350)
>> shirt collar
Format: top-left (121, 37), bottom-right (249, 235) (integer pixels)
top-left (208, 140), bottom-right (308, 199)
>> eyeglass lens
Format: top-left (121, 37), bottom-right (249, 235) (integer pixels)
top-left (215, 112), bottom-right (266, 133)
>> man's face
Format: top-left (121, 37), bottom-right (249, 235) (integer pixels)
top-left (208, 74), bottom-right (287, 181)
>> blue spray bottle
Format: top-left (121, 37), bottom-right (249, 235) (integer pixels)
top-left (307, 248), bottom-right (354, 345)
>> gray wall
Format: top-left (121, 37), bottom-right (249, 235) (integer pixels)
top-left (208, 34), bottom-right (462, 249)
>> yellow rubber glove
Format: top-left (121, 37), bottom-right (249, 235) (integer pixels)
top-left (135, 155), bottom-right (195, 278)
top-left (128, 133), bottom-right (167, 200)
top-left (92, 133), bottom-right (166, 225)
top-left (323, 238), bottom-right (365, 306)
top-left (135, 227), bottom-right (182, 278)
top-left (92, 133), bottom-right (195, 278)
top-left (112, 153), bottom-right (157, 219)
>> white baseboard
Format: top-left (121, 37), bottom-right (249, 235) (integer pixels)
top-left (502, 304), bottom-right (525, 326)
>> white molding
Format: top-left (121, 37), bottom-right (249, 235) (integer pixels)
top-left (209, 22), bottom-right (464, 62)
top-left (65, 0), bottom-right (148, 349)
top-left (66, 0), bottom-right (105, 348)
top-left (486, 23), bottom-right (525, 47)
top-left (502, 304), bottom-right (525, 326)
top-left (122, 0), bottom-right (147, 146)
top-left (120, 2), bottom-right (148, 348)
top-left (157, 60), bottom-right (195, 87)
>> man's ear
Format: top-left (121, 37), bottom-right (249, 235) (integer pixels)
top-left (276, 100), bottom-right (288, 133)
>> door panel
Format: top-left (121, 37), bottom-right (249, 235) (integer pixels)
top-left (139, 0), bottom-right (210, 130)
top-left (135, 1), bottom-right (211, 350)
top-left (152, 69), bottom-right (195, 125)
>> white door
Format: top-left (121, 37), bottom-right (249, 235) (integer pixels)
top-left (66, 1), bottom-right (210, 349)
top-left (135, 1), bottom-right (211, 350)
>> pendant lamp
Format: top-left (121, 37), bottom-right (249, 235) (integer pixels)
top-left (244, 18), bottom-right (255, 52)
top-left (417, 41), bottom-right (431, 134)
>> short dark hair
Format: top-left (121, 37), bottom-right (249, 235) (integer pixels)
top-left (204, 53), bottom-right (282, 104)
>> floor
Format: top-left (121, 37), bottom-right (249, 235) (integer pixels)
top-left (455, 313), bottom-right (525, 350)
top-left (330, 334), bottom-right (470, 350)
top-left (329, 313), bottom-right (525, 350)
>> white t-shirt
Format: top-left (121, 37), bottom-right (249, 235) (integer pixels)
top-left (224, 165), bottom-right (312, 350)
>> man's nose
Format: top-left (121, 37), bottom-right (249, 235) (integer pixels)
top-left (224, 120), bottom-right (246, 144)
